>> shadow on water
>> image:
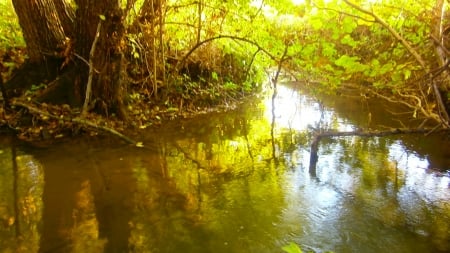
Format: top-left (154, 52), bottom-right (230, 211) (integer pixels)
top-left (0, 83), bottom-right (449, 253)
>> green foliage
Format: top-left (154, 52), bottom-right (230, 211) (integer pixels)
top-left (0, 0), bottom-right (441, 116)
top-left (282, 242), bottom-right (304, 253)
top-left (0, 0), bottom-right (25, 49)
top-left (282, 242), bottom-right (334, 253)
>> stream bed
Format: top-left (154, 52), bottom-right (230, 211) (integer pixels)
top-left (1, 83), bottom-right (449, 253)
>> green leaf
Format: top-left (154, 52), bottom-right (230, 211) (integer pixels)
top-left (211, 71), bottom-right (219, 81)
top-left (310, 17), bottom-right (323, 30)
top-left (342, 16), bottom-right (357, 33)
top-left (99, 14), bottom-right (106, 21)
top-left (334, 55), bottom-right (358, 67)
top-left (404, 69), bottom-right (411, 80)
top-left (340, 34), bottom-right (357, 48)
top-left (282, 242), bottom-right (303, 253)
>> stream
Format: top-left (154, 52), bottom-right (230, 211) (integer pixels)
top-left (0, 82), bottom-right (449, 253)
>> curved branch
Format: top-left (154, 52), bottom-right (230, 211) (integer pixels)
top-left (175, 34), bottom-right (280, 72)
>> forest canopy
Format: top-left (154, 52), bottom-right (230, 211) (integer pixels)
top-left (0, 0), bottom-right (449, 142)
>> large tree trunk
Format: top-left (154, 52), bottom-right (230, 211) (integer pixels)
top-left (5, 0), bottom-right (69, 99)
top-left (12, 0), bottom-right (67, 62)
top-left (54, 0), bottom-right (75, 38)
top-left (9, 0), bottom-right (129, 119)
top-left (74, 0), bottom-right (128, 119)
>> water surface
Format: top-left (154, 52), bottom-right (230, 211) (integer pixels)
top-left (0, 83), bottom-right (449, 253)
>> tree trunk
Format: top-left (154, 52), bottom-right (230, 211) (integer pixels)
top-left (11, 0), bottom-right (67, 62)
top-left (9, 0), bottom-right (137, 119)
top-left (74, 0), bottom-right (128, 119)
top-left (54, 0), bottom-right (75, 38)
top-left (432, 0), bottom-right (450, 124)
top-left (6, 0), bottom-right (69, 98)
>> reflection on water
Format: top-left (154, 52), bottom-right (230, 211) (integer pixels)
top-left (0, 140), bottom-right (44, 253)
top-left (0, 83), bottom-right (449, 253)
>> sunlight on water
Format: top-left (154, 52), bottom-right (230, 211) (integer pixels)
top-left (1, 84), bottom-right (449, 253)
top-left (264, 85), bottom-right (354, 133)
top-left (262, 84), bottom-right (450, 252)
top-left (389, 141), bottom-right (450, 203)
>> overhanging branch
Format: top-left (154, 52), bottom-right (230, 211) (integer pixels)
top-left (342, 0), bottom-right (427, 69)
top-left (175, 34), bottom-right (281, 72)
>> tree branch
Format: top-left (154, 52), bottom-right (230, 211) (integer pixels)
top-left (342, 0), bottom-right (427, 69)
top-left (175, 34), bottom-right (280, 72)
top-left (82, 20), bottom-right (102, 116)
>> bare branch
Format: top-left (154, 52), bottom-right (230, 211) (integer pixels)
top-left (82, 20), bottom-right (102, 116)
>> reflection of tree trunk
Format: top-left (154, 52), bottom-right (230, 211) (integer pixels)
top-left (271, 87), bottom-right (277, 163)
top-left (11, 143), bottom-right (20, 237)
top-left (242, 119), bottom-right (255, 170)
top-left (270, 47), bottom-right (289, 163)
top-left (309, 135), bottom-right (320, 177)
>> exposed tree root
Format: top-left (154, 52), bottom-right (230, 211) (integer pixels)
top-left (3, 58), bottom-right (64, 98)
top-left (309, 127), bottom-right (450, 175)
top-left (10, 99), bottom-right (141, 146)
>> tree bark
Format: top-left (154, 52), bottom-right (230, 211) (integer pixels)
top-left (54, 0), bottom-right (75, 38)
top-left (74, 0), bottom-right (128, 118)
top-left (9, 0), bottom-right (147, 119)
top-left (430, 0), bottom-right (450, 124)
top-left (12, 0), bottom-right (67, 62)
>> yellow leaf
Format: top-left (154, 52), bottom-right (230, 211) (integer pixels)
top-left (7, 217), bottom-right (15, 226)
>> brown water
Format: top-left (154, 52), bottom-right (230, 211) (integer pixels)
top-left (0, 83), bottom-right (449, 253)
